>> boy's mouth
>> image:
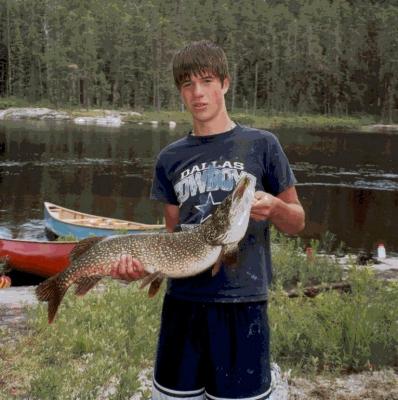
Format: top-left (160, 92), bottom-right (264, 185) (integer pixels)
top-left (193, 103), bottom-right (207, 110)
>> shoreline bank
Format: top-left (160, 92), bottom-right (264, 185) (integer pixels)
top-left (1, 106), bottom-right (397, 132)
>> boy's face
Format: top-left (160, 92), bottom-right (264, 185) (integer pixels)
top-left (179, 72), bottom-right (229, 124)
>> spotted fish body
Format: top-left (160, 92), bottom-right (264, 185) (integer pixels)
top-left (36, 175), bottom-right (256, 323)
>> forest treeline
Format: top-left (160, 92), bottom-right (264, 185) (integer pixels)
top-left (0, 0), bottom-right (397, 121)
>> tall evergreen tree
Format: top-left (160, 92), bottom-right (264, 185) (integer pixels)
top-left (0, 0), bottom-right (396, 119)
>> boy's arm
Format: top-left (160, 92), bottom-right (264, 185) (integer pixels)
top-left (250, 186), bottom-right (305, 235)
top-left (164, 203), bottom-right (180, 232)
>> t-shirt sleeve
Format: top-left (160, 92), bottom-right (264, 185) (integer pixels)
top-left (262, 134), bottom-right (297, 196)
top-left (150, 155), bottom-right (179, 205)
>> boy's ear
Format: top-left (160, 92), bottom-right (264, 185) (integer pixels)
top-left (222, 77), bottom-right (230, 95)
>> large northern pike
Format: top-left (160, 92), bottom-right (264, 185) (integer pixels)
top-left (36, 175), bottom-right (256, 323)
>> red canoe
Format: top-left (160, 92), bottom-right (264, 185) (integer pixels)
top-left (0, 237), bottom-right (76, 277)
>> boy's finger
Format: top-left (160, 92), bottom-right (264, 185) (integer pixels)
top-left (132, 258), bottom-right (144, 271)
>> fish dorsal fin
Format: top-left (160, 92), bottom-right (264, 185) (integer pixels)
top-left (70, 237), bottom-right (104, 261)
top-left (74, 276), bottom-right (102, 296)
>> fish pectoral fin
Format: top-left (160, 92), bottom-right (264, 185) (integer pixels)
top-left (139, 270), bottom-right (162, 289)
top-left (74, 276), bottom-right (102, 296)
top-left (211, 246), bottom-right (225, 277)
top-left (223, 242), bottom-right (239, 266)
top-left (224, 242), bottom-right (238, 256)
top-left (70, 237), bottom-right (105, 261)
top-left (139, 271), bottom-right (165, 298)
top-left (148, 276), bottom-right (165, 298)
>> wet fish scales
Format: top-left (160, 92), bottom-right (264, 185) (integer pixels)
top-left (36, 175), bottom-right (255, 323)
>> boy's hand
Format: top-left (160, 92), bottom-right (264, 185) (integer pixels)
top-left (110, 254), bottom-right (148, 282)
top-left (250, 191), bottom-right (277, 221)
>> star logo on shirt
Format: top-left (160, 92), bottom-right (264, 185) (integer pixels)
top-left (195, 192), bottom-right (221, 223)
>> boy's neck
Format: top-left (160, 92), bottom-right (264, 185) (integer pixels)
top-left (192, 115), bottom-right (235, 136)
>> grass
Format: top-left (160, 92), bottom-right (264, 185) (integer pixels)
top-left (0, 282), bottom-right (162, 399)
top-left (0, 97), bottom-right (53, 110)
top-left (102, 109), bottom-right (378, 130)
top-left (231, 111), bottom-right (377, 130)
top-left (0, 235), bottom-right (397, 398)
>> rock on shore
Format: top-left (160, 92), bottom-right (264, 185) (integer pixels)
top-left (0, 107), bottom-right (148, 127)
top-left (362, 124), bottom-right (398, 132)
top-left (0, 286), bottom-right (37, 346)
top-left (0, 107), bottom-right (70, 120)
top-left (74, 115), bottom-right (123, 127)
top-left (0, 285), bottom-right (37, 307)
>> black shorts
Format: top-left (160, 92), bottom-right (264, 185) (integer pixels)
top-left (152, 294), bottom-right (272, 399)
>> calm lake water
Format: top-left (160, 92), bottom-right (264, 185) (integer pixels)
top-left (1, 119), bottom-right (397, 255)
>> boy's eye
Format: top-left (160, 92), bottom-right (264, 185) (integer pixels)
top-left (181, 82), bottom-right (191, 88)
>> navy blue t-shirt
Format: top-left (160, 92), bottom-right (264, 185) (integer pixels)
top-left (150, 124), bottom-right (296, 302)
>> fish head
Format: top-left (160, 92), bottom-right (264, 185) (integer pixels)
top-left (205, 174), bottom-right (256, 245)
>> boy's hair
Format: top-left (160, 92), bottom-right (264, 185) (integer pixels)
top-left (172, 40), bottom-right (230, 89)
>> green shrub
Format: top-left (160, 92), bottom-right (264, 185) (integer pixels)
top-left (0, 97), bottom-right (28, 109)
top-left (55, 234), bottom-right (78, 242)
top-left (230, 112), bottom-right (255, 126)
top-left (271, 230), bottom-right (343, 289)
top-left (122, 113), bottom-right (144, 123)
top-left (270, 267), bottom-right (398, 373)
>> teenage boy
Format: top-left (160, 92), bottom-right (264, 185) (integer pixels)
top-left (111, 40), bottom-right (305, 400)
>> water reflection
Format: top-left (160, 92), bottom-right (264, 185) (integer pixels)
top-left (298, 184), bottom-right (398, 252)
top-left (0, 121), bottom-right (167, 233)
top-left (0, 121), bottom-right (397, 253)
top-left (293, 162), bottom-right (398, 191)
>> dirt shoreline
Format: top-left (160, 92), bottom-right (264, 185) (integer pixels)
top-left (288, 370), bottom-right (398, 400)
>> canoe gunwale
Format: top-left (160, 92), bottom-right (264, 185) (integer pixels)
top-left (0, 237), bottom-right (77, 244)
top-left (44, 201), bottom-right (164, 231)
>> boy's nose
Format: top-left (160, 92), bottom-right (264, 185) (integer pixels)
top-left (193, 83), bottom-right (204, 97)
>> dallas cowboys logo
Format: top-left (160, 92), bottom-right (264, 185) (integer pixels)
top-left (194, 192), bottom-right (221, 223)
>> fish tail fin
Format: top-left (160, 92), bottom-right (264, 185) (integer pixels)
top-left (36, 275), bottom-right (68, 324)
